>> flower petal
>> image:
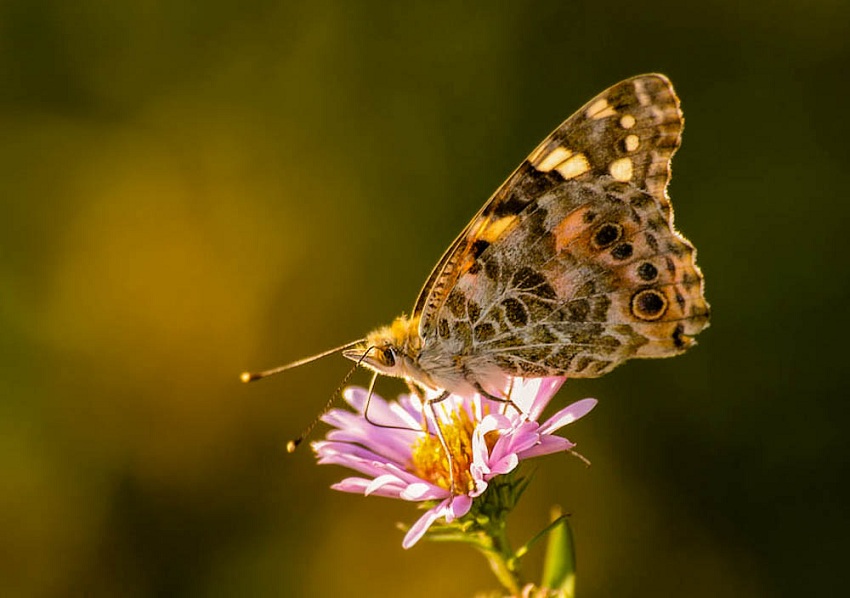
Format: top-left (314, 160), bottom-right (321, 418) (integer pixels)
top-left (313, 441), bottom-right (436, 489)
top-left (324, 426), bottom-right (420, 465)
top-left (539, 398), bottom-right (597, 434)
top-left (315, 383), bottom-right (595, 549)
top-left (485, 420), bottom-right (539, 470)
top-left (365, 474), bottom-right (402, 496)
top-left (487, 452), bottom-right (519, 476)
top-left (331, 477), bottom-right (404, 498)
top-left (400, 482), bottom-right (446, 501)
top-left (517, 435), bottom-right (575, 459)
top-left (525, 377), bottom-right (566, 420)
top-left (446, 494), bottom-right (473, 522)
top-left (402, 501), bottom-right (447, 549)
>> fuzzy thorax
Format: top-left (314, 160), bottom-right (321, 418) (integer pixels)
top-left (342, 315), bottom-right (434, 386)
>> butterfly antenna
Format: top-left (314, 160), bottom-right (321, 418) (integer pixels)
top-left (285, 346), bottom-right (376, 453)
top-left (240, 339), bottom-right (365, 383)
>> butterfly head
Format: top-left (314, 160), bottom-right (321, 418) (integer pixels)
top-left (342, 315), bottom-right (423, 380)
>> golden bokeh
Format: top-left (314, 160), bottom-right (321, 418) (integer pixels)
top-left (1, 2), bottom-right (848, 596)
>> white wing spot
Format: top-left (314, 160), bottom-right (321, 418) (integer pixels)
top-left (533, 146), bottom-right (573, 172)
top-left (586, 98), bottom-right (617, 119)
top-left (609, 157), bottom-right (633, 182)
top-left (634, 78), bottom-right (652, 106)
top-left (555, 153), bottom-right (591, 179)
top-left (620, 114), bottom-right (636, 129)
top-left (625, 134), bottom-right (640, 152)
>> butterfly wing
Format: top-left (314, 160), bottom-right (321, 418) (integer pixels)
top-left (414, 74), bottom-right (709, 381)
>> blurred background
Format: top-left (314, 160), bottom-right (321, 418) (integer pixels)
top-left (2, 1), bottom-right (848, 596)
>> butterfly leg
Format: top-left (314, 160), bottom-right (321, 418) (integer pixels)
top-left (405, 379), bottom-right (426, 400)
top-left (361, 371), bottom-right (381, 428)
top-left (405, 380), bottom-right (436, 433)
top-left (426, 390), bottom-right (457, 497)
top-left (472, 381), bottom-right (524, 418)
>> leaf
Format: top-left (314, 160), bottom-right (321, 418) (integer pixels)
top-left (540, 508), bottom-right (575, 596)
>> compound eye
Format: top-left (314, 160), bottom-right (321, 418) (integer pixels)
top-left (382, 347), bottom-right (396, 367)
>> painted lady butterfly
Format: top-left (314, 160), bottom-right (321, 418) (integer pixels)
top-left (245, 74), bottom-right (709, 432)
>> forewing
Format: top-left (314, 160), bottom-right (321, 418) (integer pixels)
top-left (418, 74), bottom-right (709, 378)
top-left (414, 74), bottom-right (683, 333)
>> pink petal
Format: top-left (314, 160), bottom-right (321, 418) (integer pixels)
top-left (321, 408), bottom-right (419, 460)
top-left (332, 477), bottom-right (404, 498)
top-left (401, 482), bottom-right (445, 501)
top-left (446, 494), bottom-right (473, 522)
top-left (486, 421), bottom-right (538, 467)
top-left (324, 426), bottom-right (420, 464)
top-left (539, 398), bottom-right (597, 435)
top-left (314, 442), bottom-right (434, 489)
top-left (330, 477), bottom-right (371, 493)
top-left (526, 377), bottom-right (567, 420)
top-left (365, 474), bottom-right (402, 496)
top-left (487, 452), bottom-right (519, 476)
top-left (517, 435), bottom-right (575, 459)
top-left (341, 388), bottom-right (426, 433)
top-left (315, 382), bottom-right (597, 550)
top-left (471, 413), bottom-right (509, 471)
top-left (344, 387), bottom-right (387, 414)
top-left (312, 441), bottom-right (401, 477)
top-left (499, 421), bottom-right (540, 455)
top-left (480, 413), bottom-right (511, 434)
top-left (469, 459), bottom-right (487, 480)
top-left (402, 501), bottom-right (447, 549)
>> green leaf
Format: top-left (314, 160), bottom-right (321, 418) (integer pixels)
top-left (540, 508), bottom-right (576, 596)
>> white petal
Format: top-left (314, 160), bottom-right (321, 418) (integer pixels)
top-left (401, 482), bottom-right (438, 501)
top-left (365, 474), bottom-right (400, 496)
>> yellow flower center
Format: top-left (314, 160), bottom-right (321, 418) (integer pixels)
top-left (410, 406), bottom-right (498, 494)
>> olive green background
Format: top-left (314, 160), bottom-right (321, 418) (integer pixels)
top-left (2, 2), bottom-right (848, 596)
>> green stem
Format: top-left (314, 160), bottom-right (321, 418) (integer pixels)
top-left (475, 521), bottom-right (523, 595)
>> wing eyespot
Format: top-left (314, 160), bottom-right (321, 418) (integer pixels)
top-left (631, 289), bottom-right (668, 321)
top-left (591, 223), bottom-right (623, 250)
top-left (637, 262), bottom-right (659, 281)
top-left (611, 242), bottom-right (634, 260)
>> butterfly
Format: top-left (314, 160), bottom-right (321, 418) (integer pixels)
top-left (244, 73), bottom-right (709, 437)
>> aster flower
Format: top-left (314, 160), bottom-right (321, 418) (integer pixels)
top-left (312, 377), bottom-right (595, 595)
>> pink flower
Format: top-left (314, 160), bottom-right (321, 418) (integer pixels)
top-left (311, 377), bottom-right (596, 548)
